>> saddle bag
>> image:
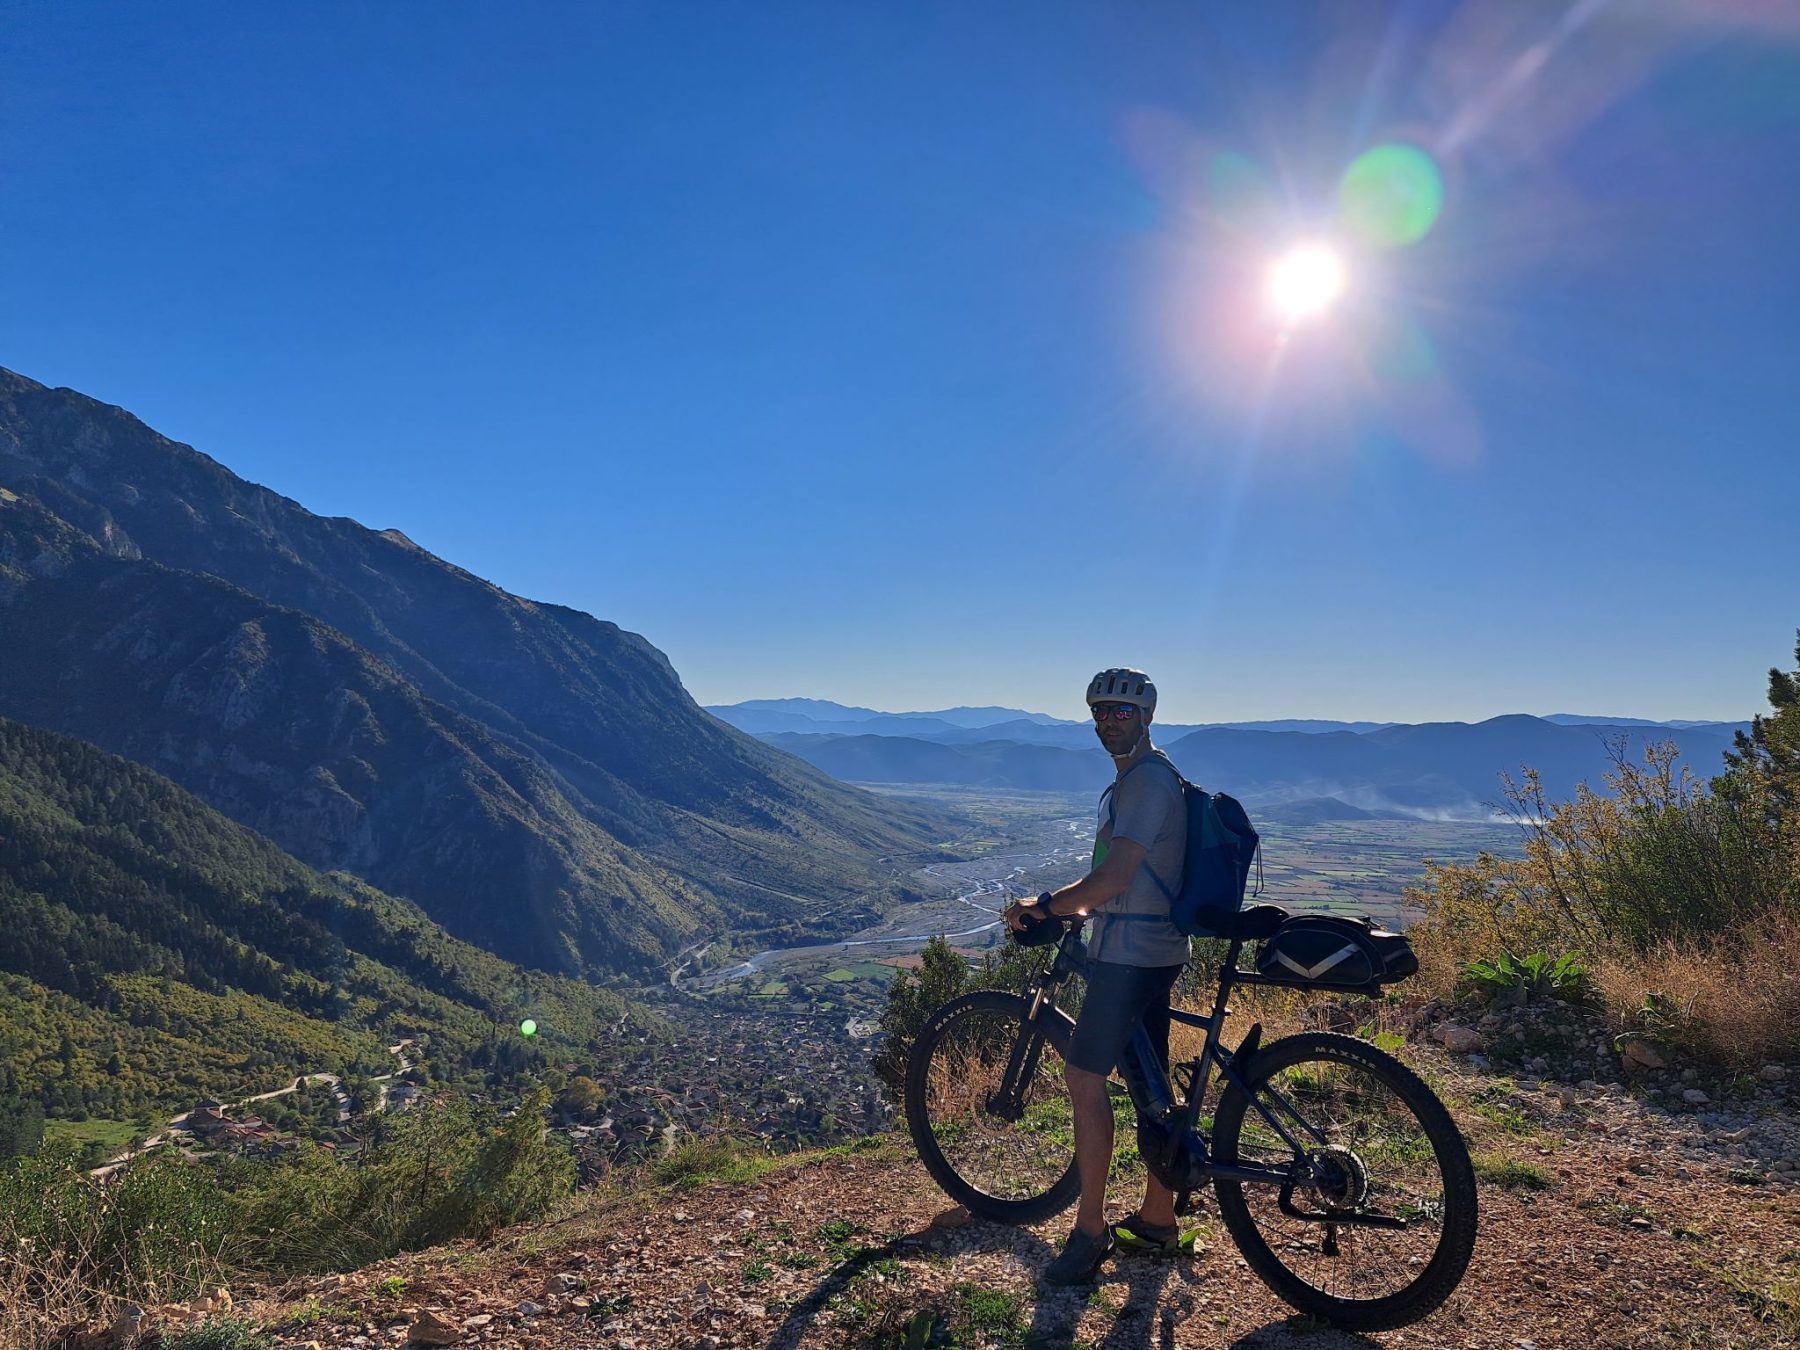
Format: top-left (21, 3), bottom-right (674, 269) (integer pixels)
top-left (1254, 914), bottom-right (1418, 992)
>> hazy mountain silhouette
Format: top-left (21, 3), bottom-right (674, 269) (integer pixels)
top-left (760, 714), bottom-right (1744, 819)
top-left (0, 368), bottom-right (953, 976)
top-left (713, 698), bottom-right (1732, 743)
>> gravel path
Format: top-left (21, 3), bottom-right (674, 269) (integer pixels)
top-left (242, 1059), bottom-right (1800, 1350)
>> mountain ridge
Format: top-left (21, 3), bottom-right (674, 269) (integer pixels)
top-left (760, 714), bottom-right (1746, 819)
top-left (709, 698), bottom-right (1741, 747)
top-left (0, 367), bottom-right (956, 976)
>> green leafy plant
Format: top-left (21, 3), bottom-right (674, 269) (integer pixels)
top-left (275, 1298), bottom-right (322, 1329)
top-left (1461, 949), bottom-right (1591, 1000)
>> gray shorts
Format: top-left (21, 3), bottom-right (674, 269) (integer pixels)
top-left (1066, 958), bottom-right (1184, 1076)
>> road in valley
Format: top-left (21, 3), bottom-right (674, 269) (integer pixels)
top-left (91, 1039), bottom-right (416, 1176)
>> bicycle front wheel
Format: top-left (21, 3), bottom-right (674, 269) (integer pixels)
top-left (1212, 1032), bottom-right (1477, 1332)
top-left (904, 990), bottom-right (1080, 1225)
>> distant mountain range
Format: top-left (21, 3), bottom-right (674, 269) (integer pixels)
top-left (0, 369), bottom-right (955, 979)
top-left (710, 700), bottom-right (1748, 819)
top-left (709, 699), bottom-right (1400, 743)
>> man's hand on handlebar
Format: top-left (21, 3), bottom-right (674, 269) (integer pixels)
top-left (1004, 892), bottom-right (1049, 932)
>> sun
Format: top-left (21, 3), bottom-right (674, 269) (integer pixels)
top-left (1267, 243), bottom-right (1347, 324)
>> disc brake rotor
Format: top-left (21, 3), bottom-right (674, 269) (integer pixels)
top-left (1306, 1143), bottom-right (1370, 1211)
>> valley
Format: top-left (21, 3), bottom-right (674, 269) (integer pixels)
top-left (683, 784), bottom-right (1525, 1029)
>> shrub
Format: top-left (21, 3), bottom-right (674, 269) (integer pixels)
top-left (1409, 631), bottom-right (1800, 1066)
top-left (226, 1089), bottom-right (573, 1274)
top-left (167, 1316), bottom-right (271, 1350)
top-left (0, 1142), bottom-right (228, 1303)
top-left (869, 935), bottom-right (1041, 1099)
top-left (0, 1143), bottom-right (230, 1350)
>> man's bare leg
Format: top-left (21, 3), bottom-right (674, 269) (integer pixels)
top-left (1136, 1172), bottom-right (1178, 1229)
top-left (1067, 1065), bottom-right (1115, 1237)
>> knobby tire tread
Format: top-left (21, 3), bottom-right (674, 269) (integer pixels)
top-left (903, 990), bottom-right (1080, 1226)
top-left (1211, 1031), bottom-right (1478, 1332)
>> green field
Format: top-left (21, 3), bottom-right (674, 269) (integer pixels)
top-left (43, 1116), bottom-right (142, 1154)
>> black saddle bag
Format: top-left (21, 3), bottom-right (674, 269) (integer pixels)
top-left (1254, 914), bottom-right (1418, 993)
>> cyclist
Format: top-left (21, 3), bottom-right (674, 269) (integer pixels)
top-left (1003, 667), bottom-right (1189, 1284)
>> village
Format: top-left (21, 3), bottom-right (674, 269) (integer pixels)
top-left (556, 996), bottom-right (894, 1177)
top-left (90, 992), bottom-right (895, 1186)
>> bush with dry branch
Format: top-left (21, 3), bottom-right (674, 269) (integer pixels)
top-left (1407, 631), bottom-right (1800, 1065)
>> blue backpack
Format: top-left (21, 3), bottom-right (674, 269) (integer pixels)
top-left (1103, 753), bottom-right (1261, 938)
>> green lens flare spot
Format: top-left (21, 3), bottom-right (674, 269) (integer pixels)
top-left (519, 1019), bottom-right (537, 1038)
top-left (1340, 144), bottom-right (1444, 248)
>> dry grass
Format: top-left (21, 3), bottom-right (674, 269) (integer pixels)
top-left (0, 1240), bottom-right (117, 1350)
top-left (1594, 905), bottom-right (1800, 1066)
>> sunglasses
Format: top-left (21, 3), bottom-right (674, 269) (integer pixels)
top-left (1091, 703), bottom-right (1141, 722)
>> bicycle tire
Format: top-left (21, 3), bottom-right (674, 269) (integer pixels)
top-left (904, 990), bottom-right (1080, 1225)
top-left (1212, 1031), bottom-right (1477, 1332)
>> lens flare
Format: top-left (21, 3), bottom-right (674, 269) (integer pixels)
top-left (519, 1019), bottom-right (537, 1038)
top-left (1340, 144), bottom-right (1444, 247)
top-left (1266, 244), bottom-right (1347, 323)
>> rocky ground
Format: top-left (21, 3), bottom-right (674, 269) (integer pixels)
top-left (82, 994), bottom-right (1800, 1349)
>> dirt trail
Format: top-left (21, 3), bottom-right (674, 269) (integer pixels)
top-left (243, 1076), bottom-right (1800, 1350)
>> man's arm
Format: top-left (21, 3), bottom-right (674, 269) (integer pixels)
top-left (1004, 837), bottom-right (1146, 929)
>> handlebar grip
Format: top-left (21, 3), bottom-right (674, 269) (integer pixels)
top-left (1012, 902), bottom-right (1068, 948)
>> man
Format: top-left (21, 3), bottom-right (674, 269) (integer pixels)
top-left (1003, 667), bottom-right (1189, 1285)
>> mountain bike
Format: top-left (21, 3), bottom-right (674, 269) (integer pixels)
top-left (903, 906), bottom-right (1477, 1332)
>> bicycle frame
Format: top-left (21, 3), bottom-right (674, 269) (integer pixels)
top-left (1006, 922), bottom-right (1412, 1227)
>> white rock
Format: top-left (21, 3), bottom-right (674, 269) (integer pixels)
top-left (1682, 1089), bottom-right (1710, 1105)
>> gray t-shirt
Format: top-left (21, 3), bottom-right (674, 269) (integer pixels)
top-left (1087, 751), bottom-right (1190, 967)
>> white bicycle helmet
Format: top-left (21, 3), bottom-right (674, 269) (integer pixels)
top-left (1086, 668), bottom-right (1157, 713)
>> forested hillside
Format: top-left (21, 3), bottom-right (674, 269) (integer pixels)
top-left (0, 716), bottom-right (655, 1125)
top-left (0, 368), bottom-right (958, 977)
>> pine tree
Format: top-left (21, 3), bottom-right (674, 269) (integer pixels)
top-left (1720, 628), bottom-right (1800, 819)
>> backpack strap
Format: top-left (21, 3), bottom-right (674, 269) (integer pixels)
top-left (1100, 751), bottom-right (1185, 911)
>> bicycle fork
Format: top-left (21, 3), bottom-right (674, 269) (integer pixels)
top-left (986, 987), bottom-right (1053, 1121)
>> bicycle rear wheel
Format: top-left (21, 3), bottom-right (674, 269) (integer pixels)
top-left (904, 990), bottom-right (1079, 1225)
top-left (1212, 1032), bottom-right (1477, 1332)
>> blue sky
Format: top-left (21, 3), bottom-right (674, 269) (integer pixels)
top-left (4, 2), bottom-right (1798, 723)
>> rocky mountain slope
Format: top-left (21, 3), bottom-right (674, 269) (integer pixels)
top-left (0, 369), bottom-right (956, 976)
